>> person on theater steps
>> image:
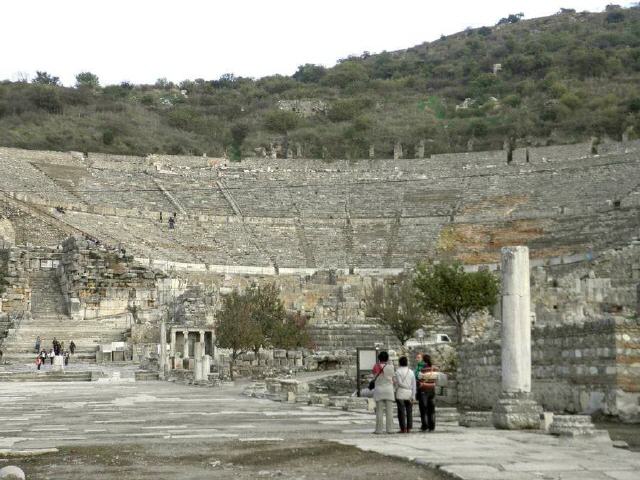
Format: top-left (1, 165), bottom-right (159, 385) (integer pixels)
top-left (69, 341), bottom-right (76, 355)
top-left (394, 356), bottom-right (416, 433)
top-left (372, 350), bottom-right (395, 434)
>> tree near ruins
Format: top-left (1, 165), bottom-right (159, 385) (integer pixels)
top-left (215, 289), bottom-right (263, 379)
top-left (413, 262), bottom-right (499, 344)
top-left (272, 311), bottom-right (312, 350)
top-left (365, 273), bottom-right (426, 346)
top-left (244, 283), bottom-right (287, 354)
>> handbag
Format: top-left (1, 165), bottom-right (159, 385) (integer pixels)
top-left (418, 367), bottom-right (438, 392)
top-left (368, 364), bottom-right (386, 391)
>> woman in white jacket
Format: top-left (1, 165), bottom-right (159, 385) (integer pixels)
top-left (394, 356), bottom-right (416, 433)
top-left (372, 351), bottom-right (395, 434)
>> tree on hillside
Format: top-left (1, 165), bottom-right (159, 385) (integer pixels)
top-left (228, 122), bottom-right (249, 161)
top-left (497, 13), bottom-right (524, 25)
top-left (293, 64), bottom-right (326, 83)
top-left (32, 71), bottom-right (60, 86)
top-left (413, 262), bottom-right (499, 344)
top-left (365, 273), bottom-right (427, 346)
top-left (75, 72), bottom-right (100, 89)
top-left (215, 290), bottom-right (262, 379)
top-left (264, 109), bottom-right (298, 135)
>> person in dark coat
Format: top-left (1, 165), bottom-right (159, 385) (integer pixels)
top-left (416, 353), bottom-right (437, 432)
top-left (69, 341), bottom-right (76, 355)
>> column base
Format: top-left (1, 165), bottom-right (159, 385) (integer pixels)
top-left (492, 392), bottom-right (542, 430)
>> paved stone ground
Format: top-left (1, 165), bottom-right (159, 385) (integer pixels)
top-left (0, 379), bottom-right (639, 480)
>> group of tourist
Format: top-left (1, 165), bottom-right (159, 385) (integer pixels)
top-left (34, 336), bottom-right (76, 370)
top-left (371, 351), bottom-right (437, 434)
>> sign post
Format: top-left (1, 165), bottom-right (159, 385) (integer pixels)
top-left (356, 348), bottom-right (378, 397)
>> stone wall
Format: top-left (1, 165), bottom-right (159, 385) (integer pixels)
top-left (457, 318), bottom-right (640, 421)
top-left (56, 236), bottom-right (165, 321)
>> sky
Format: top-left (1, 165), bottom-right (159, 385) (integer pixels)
top-left (0, 0), bottom-right (625, 86)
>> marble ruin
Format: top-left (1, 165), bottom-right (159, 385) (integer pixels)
top-left (0, 140), bottom-right (639, 423)
top-left (492, 246), bottom-right (542, 429)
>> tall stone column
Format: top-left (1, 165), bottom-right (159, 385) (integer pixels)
top-left (159, 319), bottom-right (167, 380)
top-left (493, 246), bottom-right (542, 429)
top-left (183, 330), bottom-right (190, 359)
top-left (170, 328), bottom-right (176, 357)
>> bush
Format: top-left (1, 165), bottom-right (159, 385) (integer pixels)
top-left (263, 109), bottom-right (298, 134)
top-left (75, 72), bottom-right (100, 89)
top-left (102, 129), bottom-right (115, 145)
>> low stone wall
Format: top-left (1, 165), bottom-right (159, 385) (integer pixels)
top-left (457, 318), bottom-right (640, 422)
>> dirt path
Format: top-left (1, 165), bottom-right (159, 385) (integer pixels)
top-left (14, 440), bottom-right (453, 480)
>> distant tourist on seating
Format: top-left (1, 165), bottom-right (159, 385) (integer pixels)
top-left (52, 338), bottom-right (60, 356)
top-left (36, 354), bottom-right (42, 371)
top-left (49, 348), bottom-right (55, 364)
top-left (35, 336), bottom-right (41, 353)
top-left (69, 341), bottom-right (76, 355)
top-left (394, 356), bottom-right (416, 433)
top-left (39, 349), bottom-right (47, 366)
top-left (168, 217), bottom-right (175, 229)
top-left (416, 353), bottom-right (437, 432)
top-left (63, 350), bottom-right (70, 366)
top-left (372, 350), bottom-right (395, 434)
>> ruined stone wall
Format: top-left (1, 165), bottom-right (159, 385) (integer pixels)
top-left (56, 236), bottom-right (165, 321)
top-left (531, 242), bottom-right (640, 326)
top-left (457, 318), bottom-right (640, 421)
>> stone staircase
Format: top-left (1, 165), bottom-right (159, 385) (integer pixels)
top-left (2, 270), bottom-right (128, 362)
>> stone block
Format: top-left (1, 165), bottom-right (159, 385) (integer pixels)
top-left (493, 392), bottom-right (543, 430)
top-left (329, 395), bottom-right (350, 409)
top-left (309, 393), bottom-right (330, 406)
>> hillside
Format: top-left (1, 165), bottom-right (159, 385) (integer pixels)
top-left (1, 5), bottom-right (639, 159)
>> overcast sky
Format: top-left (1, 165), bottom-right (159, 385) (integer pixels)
top-left (1, 0), bottom-right (623, 86)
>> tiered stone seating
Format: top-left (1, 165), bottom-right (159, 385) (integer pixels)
top-left (1, 143), bottom-right (638, 269)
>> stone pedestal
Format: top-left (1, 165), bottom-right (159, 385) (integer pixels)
top-left (52, 355), bottom-right (65, 372)
top-left (493, 392), bottom-right (542, 429)
top-left (194, 358), bottom-right (204, 381)
top-left (549, 415), bottom-right (612, 444)
top-left (493, 246), bottom-right (542, 429)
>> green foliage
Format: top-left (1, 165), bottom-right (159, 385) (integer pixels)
top-left (75, 72), bottom-right (100, 89)
top-left (263, 109), bottom-right (298, 134)
top-left (215, 289), bottom-right (263, 379)
top-left (32, 71), bottom-right (60, 86)
top-left (1, 7), bottom-right (640, 156)
top-left (322, 61), bottom-right (369, 88)
top-left (365, 273), bottom-right (427, 346)
top-left (229, 122), bottom-right (249, 161)
top-left (497, 13), bottom-right (524, 25)
top-left (102, 129), bottom-right (115, 145)
top-left (413, 262), bottom-right (500, 344)
top-left (293, 64), bottom-right (327, 83)
top-left (327, 98), bottom-right (372, 122)
top-left (271, 311), bottom-right (312, 350)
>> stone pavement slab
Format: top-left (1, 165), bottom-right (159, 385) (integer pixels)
top-left (2, 379), bottom-right (640, 480)
top-left (336, 427), bottom-right (640, 480)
